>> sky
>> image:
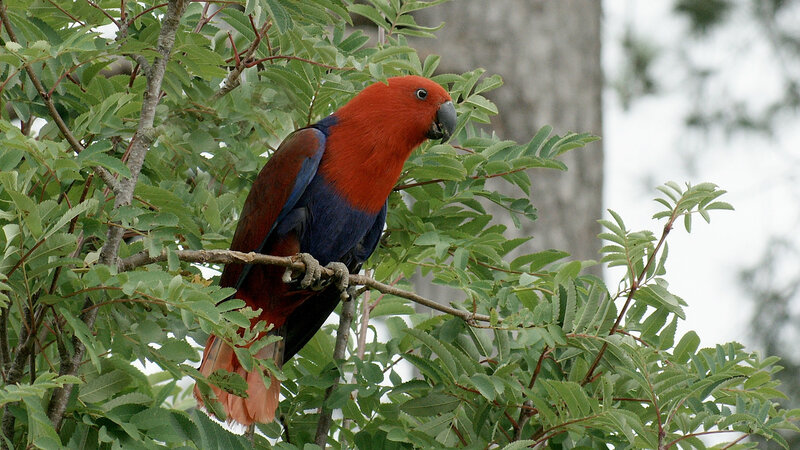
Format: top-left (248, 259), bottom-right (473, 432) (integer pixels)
top-left (604, 0), bottom-right (800, 349)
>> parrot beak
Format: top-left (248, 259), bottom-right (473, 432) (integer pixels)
top-left (427, 101), bottom-right (457, 142)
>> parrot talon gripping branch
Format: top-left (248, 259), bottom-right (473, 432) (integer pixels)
top-left (324, 262), bottom-right (351, 300)
top-left (194, 76), bottom-right (456, 425)
top-left (283, 253), bottom-right (350, 296)
top-left (294, 252), bottom-right (324, 290)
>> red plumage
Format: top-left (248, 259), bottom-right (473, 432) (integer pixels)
top-left (320, 76), bottom-right (453, 213)
top-left (194, 75), bottom-right (455, 425)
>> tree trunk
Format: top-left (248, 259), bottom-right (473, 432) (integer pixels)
top-left (420, 0), bottom-right (604, 271)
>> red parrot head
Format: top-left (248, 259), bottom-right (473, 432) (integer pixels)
top-left (320, 75), bottom-right (457, 212)
top-left (362, 75), bottom-right (456, 141)
top-left (330, 75), bottom-right (456, 154)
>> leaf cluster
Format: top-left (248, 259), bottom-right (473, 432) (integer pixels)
top-left (0, 0), bottom-right (796, 449)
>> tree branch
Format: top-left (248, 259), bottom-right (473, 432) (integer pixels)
top-left (314, 294), bottom-right (355, 446)
top-left (244, 55), bottom-right (352, 71)
top-left (211, 19), bottom-right (271, 101)
top-left (118, 248), bottom-right (491, 324)
top-left (45, 0), bottom-right (188, 430)
top-left (99, 0), bottom-right (186, 267)
top-left (356, 283), bottom-right (370, 359)
top-left (1, 307), bottom-right (47, 448)
top-left (515, 346), bottom-right (551, 440)
top-left (582, 216), bottom-right (677, 386)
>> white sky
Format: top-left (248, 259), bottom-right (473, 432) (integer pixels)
top-left (604, 1), bottom-right (800, 348)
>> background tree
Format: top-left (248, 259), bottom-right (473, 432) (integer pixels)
top-left (418, 0), bottom-right (604, 265)
top-left (410, 0), bottom-right (603, 314)
top-left (0, 1), bottom-right (797, 449)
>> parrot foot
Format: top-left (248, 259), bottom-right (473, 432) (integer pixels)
top-left (325, 262), bottom-right (350, 300)
top-left (295, 253), bottom-right (324, 290)
top-left (284, 254), bottom-right (350, 299)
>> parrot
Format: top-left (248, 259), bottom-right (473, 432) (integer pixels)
top-left (194, 75), bottom-right (456, 425)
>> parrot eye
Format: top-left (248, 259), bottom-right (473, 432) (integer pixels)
top-left (415, 88), bottom-right (428, 100)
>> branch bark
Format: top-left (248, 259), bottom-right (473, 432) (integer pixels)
top-left (45, 0), bottom-right (188, 430)
top-left (117, 248), bottom-right (491, 324)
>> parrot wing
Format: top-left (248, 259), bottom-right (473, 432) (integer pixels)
top-left (219, 127), bottom-right (326, 290)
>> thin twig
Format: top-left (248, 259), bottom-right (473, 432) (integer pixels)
top-left (515, 346), bottom-right (551, 440)
top-left (193, 2), bottom-right (211, 32)
top-left (664, 430), bottom-right (747, 450)
top-left (47, 59), bottom-right (94, 97)
top-left (314, 295), bottom-right (356, 446)
top-left (87, 0), bottom-right (119, 27)
top-left (582, 218), bottom-right (676, 386)
top-left (45, 0), bottom-right (85, 25)
top-left (211, 19), bottom-right (271, 100)
top-left (244, 55), bottom-right (352, 71)
top-left (117, 249), bottom-right (492, 323)
top-left (451, 422), bottom-right (468, 446)
top-left (129, 2), bottom-right (167, 24)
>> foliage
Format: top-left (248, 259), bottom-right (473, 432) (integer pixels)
top-left (0, 0), bottom-right (797, 448)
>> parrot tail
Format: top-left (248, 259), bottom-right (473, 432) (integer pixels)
top-left (194, 333), bottom-right (284, 425)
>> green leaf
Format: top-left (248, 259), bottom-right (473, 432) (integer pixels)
top-left (208, 369), bottom-right (249, 398)
top-left (263, 0), bottom-right (293, 33)
top-left (464, 94), bottom-right (498, 115)
top-left (77, 142), bottom-right (131, 177)
top-left (511, 249), bottom-right (570, 272)
top-left (79, 370), bottom-right (133, 403)
top-left (159, 339), bottom-right (196, 363)
top-left (349, 4), bottom-right (389, 30)
top-left (189, 409), bottom-right (253, 449)
top-left (634, 281), bottom-right (685, 318)
top-left (406, 328), bottom-right (459, 378)
top-left (469, 374), bottom-right (496, 401)
top-left (400, 393), bottom-right (460, 416)
top-left (23, 396), bottom-right (62, 448)
top-left (502, 441), bottom-right (538, 450)
top-left (101, 392), bottom-right (153, 412)
top-left (674, 331), bottom-right (701, 363)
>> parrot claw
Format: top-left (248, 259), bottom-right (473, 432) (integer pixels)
top-left (282, 268), bottom-right (294, 284)
top-left (325, 262), bottom-right (350, 300)
top-left (286, 254), bottom-right (350, 298)
top-left (296, 253), bottom-right (324, 290)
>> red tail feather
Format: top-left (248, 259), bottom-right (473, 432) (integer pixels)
top-left (194, 334), bottom-right (283, 425)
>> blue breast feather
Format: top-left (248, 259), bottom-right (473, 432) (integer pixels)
top-left (274, 174), bottom-right (383, 266)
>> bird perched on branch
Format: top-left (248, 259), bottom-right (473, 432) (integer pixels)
top-left (194, 75), bottom-right (456, 425)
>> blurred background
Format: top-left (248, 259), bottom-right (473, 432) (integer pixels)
top-left (409, 0), bottom-right (800, 447)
